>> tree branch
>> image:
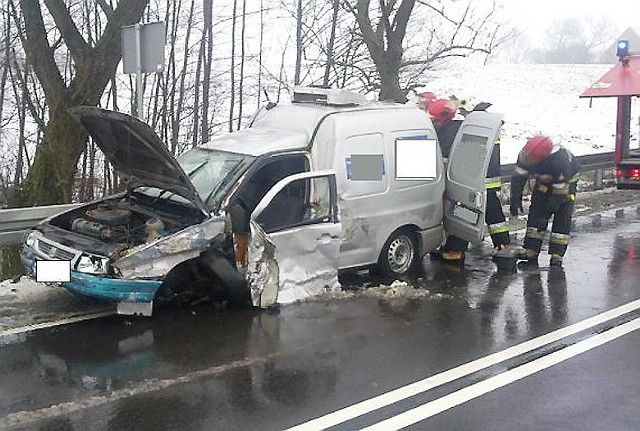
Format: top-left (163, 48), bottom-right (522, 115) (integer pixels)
top-left (18, 0), bottom-right (66, 102)
top-left (70, 0), bottom-right (149, 106)
top-left (43, 0), bottom-right (90, 62)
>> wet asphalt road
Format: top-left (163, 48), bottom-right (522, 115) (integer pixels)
top-left (1, 206), bottom-right (640, 430)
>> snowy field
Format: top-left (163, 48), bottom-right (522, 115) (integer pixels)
top-left (419, 63), bottom-right (640, 163)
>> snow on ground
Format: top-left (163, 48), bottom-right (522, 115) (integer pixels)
top-left (420, 63), bottom-right (640, 163)
top-left (0, 277), bottom-right (113, 332)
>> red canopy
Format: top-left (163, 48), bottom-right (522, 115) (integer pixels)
top-left (581, 55), bottom-right (640, 98)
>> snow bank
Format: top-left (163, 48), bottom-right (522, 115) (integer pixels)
top-left (421, 63), bottom-right (640, 163)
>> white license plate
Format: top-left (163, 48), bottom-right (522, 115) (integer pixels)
top-left (36, 260), bottom-right (71, 283)
top-left (452, 204), bottom-right (479, 224)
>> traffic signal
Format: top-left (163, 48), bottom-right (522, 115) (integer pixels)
top-left (616, 39), bottom-right (629, 58)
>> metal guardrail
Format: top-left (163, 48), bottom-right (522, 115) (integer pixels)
top-left (501, 151), bottom-right (614, 179)
top-left (0, 203), bottom-right (81, 246)
top-left (0, 152), bottom-right (615, 247)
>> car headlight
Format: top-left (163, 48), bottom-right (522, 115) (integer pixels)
top-left (76, 255), bottom-right (110, 275)
top-left (24, 230), bottom-right (43, 248)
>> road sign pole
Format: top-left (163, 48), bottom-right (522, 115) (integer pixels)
top-left (135, 24), bottom-right (143, 118)
top-left (122, 21), bottom-right (165, 119)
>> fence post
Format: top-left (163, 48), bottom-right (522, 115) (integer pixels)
top-left (594, 169), bottom-right (603, 190)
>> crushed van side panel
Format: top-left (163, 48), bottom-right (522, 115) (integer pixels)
top-left (246, 222), bottom-right (279, 308)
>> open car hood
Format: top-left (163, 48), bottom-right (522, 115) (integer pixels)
top-left (70, 107), bottom-right (208, 214)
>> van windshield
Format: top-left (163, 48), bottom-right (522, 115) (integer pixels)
top-left (177, 148), bottom-right (255, 210)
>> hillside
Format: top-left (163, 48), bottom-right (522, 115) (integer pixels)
top-left (421, 63), bottom-right (640, 163)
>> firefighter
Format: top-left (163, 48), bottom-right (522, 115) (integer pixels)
top-left (427, 96), bottom-right (511, 262)
top-left (510, 135), bottom-right (581, 267)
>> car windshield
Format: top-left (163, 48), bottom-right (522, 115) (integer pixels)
top-left (177, 148), bottom-right (254, 210)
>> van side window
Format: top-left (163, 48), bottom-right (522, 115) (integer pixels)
top-left (395, 136), bottom-right (438, 180)
top-left (340, 133), bottom-right (387, 199)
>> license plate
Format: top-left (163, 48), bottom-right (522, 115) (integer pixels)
top-left (452, 204), bottom-right (479, 224)
top-left (36, 260), bottom-right (71, 283)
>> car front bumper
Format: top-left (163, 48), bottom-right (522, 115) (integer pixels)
top-left (21, 246), bottom-right (161, 303)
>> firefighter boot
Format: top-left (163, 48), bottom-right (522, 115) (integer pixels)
top-left (550, 254), bottom-right (564, 267)
top-left (441, 250), bottom-right (465, 265)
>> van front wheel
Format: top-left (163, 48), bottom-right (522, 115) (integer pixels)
top-left (378, 230), bottom-right (419, 276)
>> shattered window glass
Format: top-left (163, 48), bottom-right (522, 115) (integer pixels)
top-left (177, 149), bottom-right (255, 210)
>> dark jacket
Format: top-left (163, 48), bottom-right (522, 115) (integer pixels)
top-left (510, 146), bottom-right (581, 202)
top-left (434, 119), bottom-right (461, 159)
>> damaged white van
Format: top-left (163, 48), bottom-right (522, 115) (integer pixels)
top-left (20, 87), bottom-right (503, 314)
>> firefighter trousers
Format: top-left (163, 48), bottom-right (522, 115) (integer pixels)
top-left (523, 183), bottom-right (576, 257)
top-left (443, 188), bottom-right (510, 252)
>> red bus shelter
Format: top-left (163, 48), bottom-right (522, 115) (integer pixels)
top-left (581, 55), bottom-right (640, 188)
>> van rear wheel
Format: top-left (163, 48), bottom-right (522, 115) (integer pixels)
top-left (378, 230), bottom-right (419, 276)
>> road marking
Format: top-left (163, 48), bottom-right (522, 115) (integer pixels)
top-left (0, 355), bottom-right (271, 429)
top-left (362, 316), bottom-right (640, 430)
top-left (0, 329), bottom-right (363, 429)
top-left (0, 311), bottom-right (114, 338)
top-left (284, 299), bottom-right (640, 431)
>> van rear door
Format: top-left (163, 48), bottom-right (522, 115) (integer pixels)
top-left (444, 111), bottom-right (504, 244)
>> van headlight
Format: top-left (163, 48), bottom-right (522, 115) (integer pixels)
top-left (24, 230), bottom-right (42, 248)
top-left (76, 255), bottom-right (110, 275)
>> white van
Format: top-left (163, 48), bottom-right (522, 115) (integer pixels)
top-left (20, 87), bottom-right (503, 313)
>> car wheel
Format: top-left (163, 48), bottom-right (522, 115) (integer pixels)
top-left (378, 229), bottom-right (419, 277)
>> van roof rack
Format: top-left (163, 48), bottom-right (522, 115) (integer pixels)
top-left (292, 86), bottom-right (366, 106)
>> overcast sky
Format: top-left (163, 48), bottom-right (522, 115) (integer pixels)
top-left (503, 0), bottom-right (640, 44)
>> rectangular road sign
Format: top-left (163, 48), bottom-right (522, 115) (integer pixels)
top-left (122, 21), bottom-right (166, 74)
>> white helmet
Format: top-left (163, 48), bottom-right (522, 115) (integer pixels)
top-left (454, 94), bottom-right (476, 112)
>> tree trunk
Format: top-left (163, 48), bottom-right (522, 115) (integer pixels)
top-left (12, 108), bottom-right (87, 205)
top-left (377, 61), bottom-right (404, 102)
top-left (236, 0), bottom-right (246, 130)
top-left (201, 0), bottom-right (213, 142)
top-left (10, 0), bottom-right (149, 207)
top-left (294, 0), bottom-right (302, 85)
top-left (323, 0), bottom-right (340, 87)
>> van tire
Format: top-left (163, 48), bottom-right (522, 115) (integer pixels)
top-left (377, 229), bottom-right (419, 277)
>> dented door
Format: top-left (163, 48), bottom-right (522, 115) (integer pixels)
top-left (444, 111), bottom-right (504, 244)
top-left (245, 170), bottom-right (341, 307)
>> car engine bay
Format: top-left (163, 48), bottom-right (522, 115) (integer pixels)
top-left (47, 192), bottom-right (206, 250)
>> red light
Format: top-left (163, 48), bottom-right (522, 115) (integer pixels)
top-left (616, 167), bottom-right (640, 179)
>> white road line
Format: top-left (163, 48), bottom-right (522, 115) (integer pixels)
top-left (284, 299), bottom-right (640, 431)
top-left (362, 316), bottom-right (640, 431)
top-left (0, 311), bottom-right (115, 338)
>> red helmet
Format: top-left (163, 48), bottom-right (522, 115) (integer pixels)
top-left (417, 92), bottom-right (437, 104)
top-left (521, 135), bottom-right (553, 165)
top-left (427, 99), bottom-right (456, 125)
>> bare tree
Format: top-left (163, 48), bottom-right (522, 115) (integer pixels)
top-left (236, 0), bottom-right (247, 129)
top-left (345, 0), bottom-right (507, 102)
top-left (201, 0), bottom-right (214, 142)
top-left (228, 0), bottom-right (238, 131)
top-left (528, 17), bottom-right (615, 64)
top-left (9, 0), bottom-right (149, 206)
